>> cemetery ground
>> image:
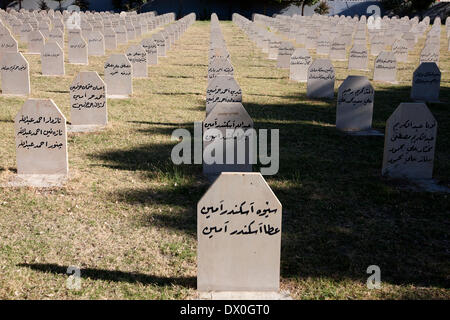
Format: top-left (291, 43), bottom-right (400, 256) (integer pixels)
top-left (0, 21), bottom-right (449, 300)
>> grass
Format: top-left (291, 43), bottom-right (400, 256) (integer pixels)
top-left (0, 20), bottom-right (449, 299)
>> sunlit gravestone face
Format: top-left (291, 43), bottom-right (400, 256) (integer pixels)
top-left (197, 172), bottom-right (282, 292)
top-left (382, 103), bottom-right (437, 179)
top-left (206, 75), bottom-right (242, 115)
top-left (15, 99), bottom-right (68, 175)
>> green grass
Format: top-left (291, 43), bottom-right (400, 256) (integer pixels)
top-left (0, 20), bottom-right (449, 299)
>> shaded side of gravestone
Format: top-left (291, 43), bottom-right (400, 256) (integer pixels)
top-left (290, 48), bottom-right (311, 82)
top-left (336, 76), bottom-right (374, 132)
top-left (206, 75), bottom-right (242, 115)
top-left (70, 71), bottom-right (107, 126)
top-left (198, 172), bottom-right (282, 292)
top-left (15, 99), bottom-right (68, 175)
top-left (382, 103), bottom-right (437, 179)
top-left (41, 42), bottom-right (64, 76)
top-left (203, 102), bottom-right (253, 176)
top-left (1, 52), bottom-right (30, 96)
top-left (307, 59), bottom-right (335, 99)
top-left (104, 54), bottom-right (133, 98)
top-left (411, 62), bottom-right (441, 102)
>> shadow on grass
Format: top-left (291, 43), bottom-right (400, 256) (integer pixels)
top-left (18, 263), bottom-right (196, 288)
top-left (90, 85), bottom-right (450, 291)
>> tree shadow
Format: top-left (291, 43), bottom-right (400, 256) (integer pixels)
top-left (18, 263), bottom-right (196, 288)
top-left (90, 85), bottom-right (449, 291)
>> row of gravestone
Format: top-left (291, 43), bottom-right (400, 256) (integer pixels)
top-left (0, 12), bottom-right (195, 96)
top-left (233, 13), bottom-right (440, 181)
top-left (10, 13), bottom-right (196, 186)
top-left (198, 14), bottom-right (282, 294)
top-left (235, 13), bottom-right (447, 75)
top-left (233, 14), bottom-right (442, 103)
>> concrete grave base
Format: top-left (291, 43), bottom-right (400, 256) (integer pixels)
top-left (3, 174), bottom-right (68, 188)
top-left (107, 95), bottom-right (130, 99)
top-left (198, 291), bottom-right (292, 300)
top-left (346, 129), bottom-right (384, 136)
top-left (67, 125), bottom-right (106, 133)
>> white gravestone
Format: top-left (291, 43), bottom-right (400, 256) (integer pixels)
top-left (198, 172), bottom-right (282, 292)
top-left (41, 42), bottom-right (64, 76)
top-left (203, 102), bottom-right (253, 176)
top-left (27, 30), bottom-right (45, 54)
top-left (126, 45), bottom-right (148, 78)
top-left (290, 48), bottom-right (312, 82)
top-left (382, 103), bottom-right (437, 179)
top-left (70, 71), bottom-right (107, 127)
top-left (348, 44), bottom-right (369, 71)
top-left (208, 57), bottom-right (234, 85)
top-left (307, 59), bottom-right (335, 99)
top-left (87, 31), bottom-right (105, 56)
top-left (1, 52), bottom-right (30, 96)
top-left (153, 33), bottom-right (166, 57)
top-left (206, 75), bottom-right (242, 115)
top-left (103, 27), bottom-right (117, 50)
top-left (276, 41), bottom-right (294, 69)
top-left (68, 34), bottom-right (88, 65)
top-left (114, 25), bottom-right (128, 45)
top-left (104, 54), bottom-right (133, 98)
top-left (141, 38), bottom-right (158, 65)
top-left (373, 51), bottom-right (397, 83)
top-left (15, 99), bottom-right (68, 176)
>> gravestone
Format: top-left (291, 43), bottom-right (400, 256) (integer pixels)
top-left (70, 71), bottom-right (107, 127)
top-left (420, 45), bottom-right (439, 65)
top-left (15, 99), bottom-right (68, 176)
top-left (1, 52), bottom-right (30, 96)
top-left (153, 33), bottom-right (166, 57)
top-left (68, 34), bottom-right (88, 65)
top-left (307, 59), bottom-right (335, 99)
top-left (316, 34), bottom-right (331, 56)
top-left (104, 54), bottom-right (132, 98)
top-left (125, 22), bottom-right (136, 40)
top-left (276, 41), bottom-right (294, 69)
top-left (392, 38), bottom-right (409, 63)
top-left (126, 45), bottom-right (148, 78)
top-left (48, 28), bottom-right (64, 49)
top-left (411, 62), bottom-right (441, 102)
top-left (336, 76), bottom-right (375, 133)
top-left (87, 31), bottom-right (105, 56)
top-left (382, 103), bottom-right (437, 179)
top-left (203, 102), bottom-right (253, 176)
top-left (268, 38), bottom-right (281, 60)
top-left (197, 172), bottom-right (282, 292)
top-left (41, 42), bottom-right (64, 76)
top-left (208, 57), bottom-right (234, 85)
top-left (370, 35), bottom-right (385, 56)
top-left (114, 25), bottom-right (128, 45)
top-left (329, 39), bottom-right (347, 61)
top-left (348, 44), bottom-right (369, 71)
top-left (206, 75), bottom-right (242, 115)
top-left (373, 51), bottom-right (397, 83)
top-left (27, 30), bottom-right (45, 54)
top-left (103, 27), bottom-right (117, 50)
top-left (141, 38), bottom-right (158, 66)
top-left (290, 48), bottom-right (312, 82)
top-left (0, 33), bottom-right (18, 59)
